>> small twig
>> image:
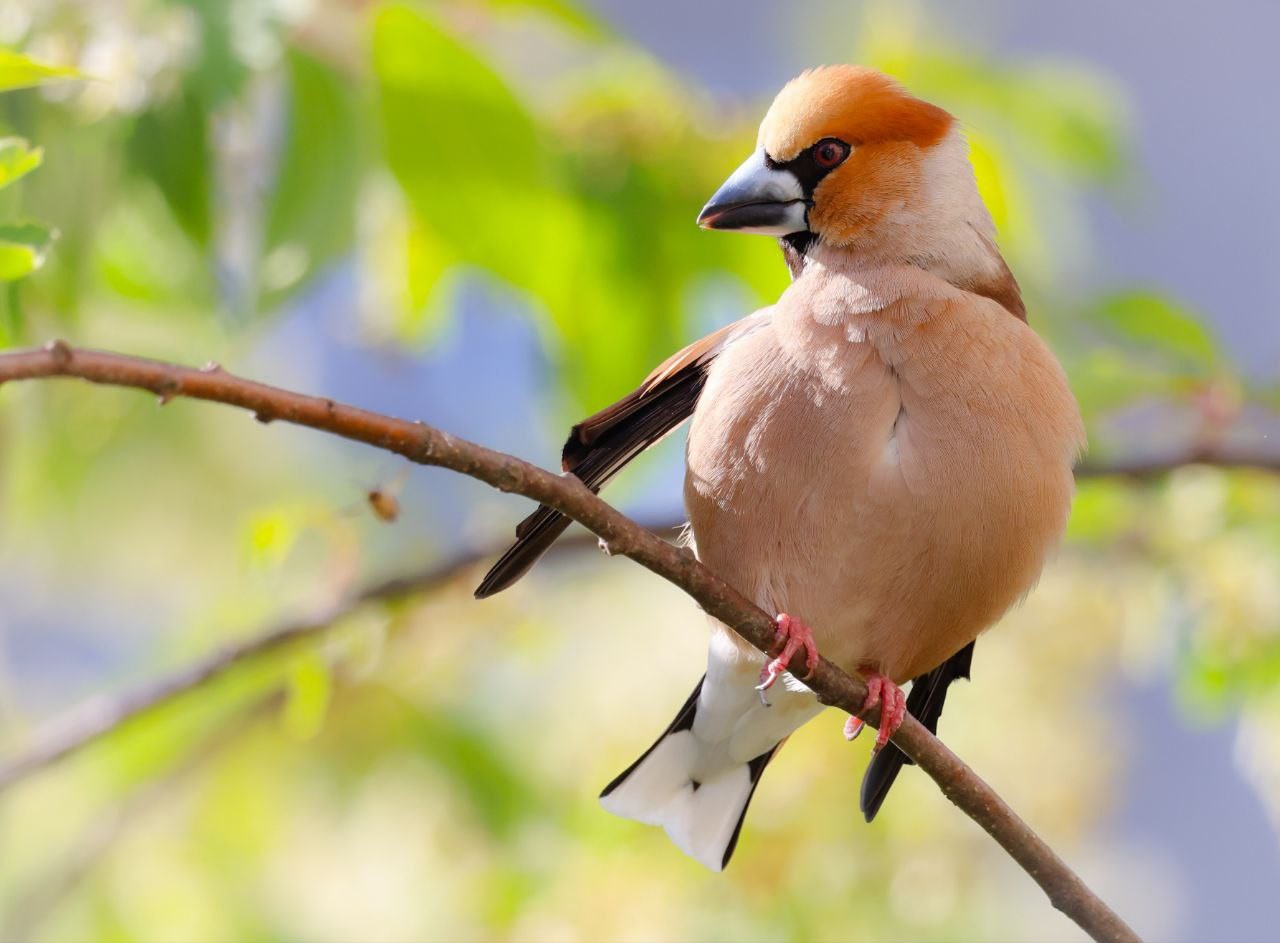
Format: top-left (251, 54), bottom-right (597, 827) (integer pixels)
top-left (0, 611), bottom-right (330, 792)
top-left (0, 527), bottom-right (659, 791)
top-left (0, 342), bottom-right (1198, 942)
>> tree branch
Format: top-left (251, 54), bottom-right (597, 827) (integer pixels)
top-left (0, 527), bottom-right (630, 791)
top-left (0, 341), bottom-right (1199, 943)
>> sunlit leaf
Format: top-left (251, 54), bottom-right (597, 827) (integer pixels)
top-left (1067, 345), bottom-right (1189, 418)
top-left (860, 14), bottom-right (1129, 184)
top-left (0, 222), bottom-right (54, 280)
top-left (1066, 479), bottom-right (1145, 545)
top-left (373, 4), bottom-right (561, 293)
top-left (282, 652), bottom-right (333, 741)
top-left (0, 49), bottom-right (80, 92)
top-left (243, 507), bottom-right (302, 568)
top-left (0, 138), bottom-right (42, 190)
top-left (1014, 63), bottom-right (1130, 181)
top-left (357, 175), bottom-right (459, 340)
top-left (1181, 638), bottom-right (1280, 708)
top-left (0, 242), bottom-right (38, 281)
top-left (93, 181), bottom-right (213, 304)
top-left (1088, 291), bottom-right (1221, 372)
top-left (400, 209), bottom-right (458, 338)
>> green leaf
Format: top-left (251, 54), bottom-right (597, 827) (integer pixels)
top-left (242, 506), bottom-right (303, 568)
top-left (1012, 63), bottom-right (1131, 181)
top-left (261, 51), bottom-right (364, 305)
top-left (1065, 478), bottom-right (1144, 544)
top-left (1066, 344), bottom-right (1189, 419)
top-left (862, 42), bottom-right (1129, 184)
top-left (0, 138), bottom-right (42, 190)
top-left (128, 84), bottom-right (212, 246)
top-left (0, 222), bottom-right (54, 280)
top-left (281, 652), bottom-right (333, 741)
top-left (1088, 290), bottom-right (1220, 372)
top-left (372, 4), bottom-right (559, 293)
top-left (0, 50), bottom-right (80, 92)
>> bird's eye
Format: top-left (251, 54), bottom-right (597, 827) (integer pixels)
top-left (813, 138), bottom-right (849, 169)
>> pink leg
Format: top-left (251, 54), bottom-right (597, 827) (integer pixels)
top-left (859, 671), bottom-right (907, 753)
top-left (755, 613), bottom-right (820, 703)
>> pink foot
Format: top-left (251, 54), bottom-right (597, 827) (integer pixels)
top-left (755, 613), bottom-right (820, 704)
top-left (843, 716), bottom-right (865, 741)
top-left (860, 672), bottom-right (906, 753)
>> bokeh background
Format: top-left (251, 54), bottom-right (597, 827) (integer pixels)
top-left (1, 1), bottom-right (1278, 941)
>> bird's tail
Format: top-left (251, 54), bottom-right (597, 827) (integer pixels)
top-left (599, 678), bottom-right (779, 871)
top-left (600, 656), bottom-right (828, 872)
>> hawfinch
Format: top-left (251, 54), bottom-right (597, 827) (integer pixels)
top-left (477, 66), bottom-right (1084, 871)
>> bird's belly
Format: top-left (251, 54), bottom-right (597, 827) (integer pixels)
top-left (684, 330), bottom-right (1074, 682)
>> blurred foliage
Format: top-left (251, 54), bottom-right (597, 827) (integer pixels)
top-left (0, 50), bottom-right (74, 312)
top-left (0, 1), bottom-right (1276, 941)
top-left (0, 50), bottom-right (80, 92)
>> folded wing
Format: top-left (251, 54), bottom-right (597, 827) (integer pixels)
top-left (474, 311), bottom-right (771, 599)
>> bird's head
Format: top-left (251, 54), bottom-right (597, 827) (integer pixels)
top-left (698, 66), bottom-right (966, 255)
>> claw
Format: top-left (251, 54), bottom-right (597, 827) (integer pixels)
top-left (843, 715), bottom-right (865, 741)
top-left (858, 671), bottom-right (906, 753)
top-left (754, 612), bottom-right (820, 706)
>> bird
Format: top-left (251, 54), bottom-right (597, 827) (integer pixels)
top-left (475, 65), bottom-right (1084, 871)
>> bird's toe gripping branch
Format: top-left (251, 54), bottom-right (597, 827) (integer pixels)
top-left (755, 612), bottom-right (820, 705)
top-left (846, 671), bottom-right (906, 752)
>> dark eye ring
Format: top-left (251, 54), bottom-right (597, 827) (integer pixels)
top-left (813, 138), bottom-right (850, 169)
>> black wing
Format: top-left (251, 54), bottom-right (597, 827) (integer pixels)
top-left (474, 312), bottom-right (770, 599)
top-left (860, 641), bottom-right (975, 821)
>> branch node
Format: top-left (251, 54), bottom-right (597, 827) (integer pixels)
top-left (254, 409), bottom-right (275, 425)
top-left (411, 422), bottom-right (443, 463)
top-left (499, 471), bottom-right (522, 493)
top-left (199, 360), bottom-right (223, 373)
top-left (156, 379), bottom-right (180, 406)
top-left (44, 339), bottom-right (72, 368)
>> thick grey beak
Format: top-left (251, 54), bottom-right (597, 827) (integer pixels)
top-left (697, 148), bottom-right (808, 236)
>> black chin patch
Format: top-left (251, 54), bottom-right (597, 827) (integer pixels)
top-left (780, 231), bottom-right (815, 278)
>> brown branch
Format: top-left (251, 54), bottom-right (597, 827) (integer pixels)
top-left (0, 341), bottom-right (1164, 943)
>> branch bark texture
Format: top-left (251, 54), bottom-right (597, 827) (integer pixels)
top-left (0, 341), bottom-right (1199, 943)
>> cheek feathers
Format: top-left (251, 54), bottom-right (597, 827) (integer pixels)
top-left (809, 141), bottom-right (925, 244)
